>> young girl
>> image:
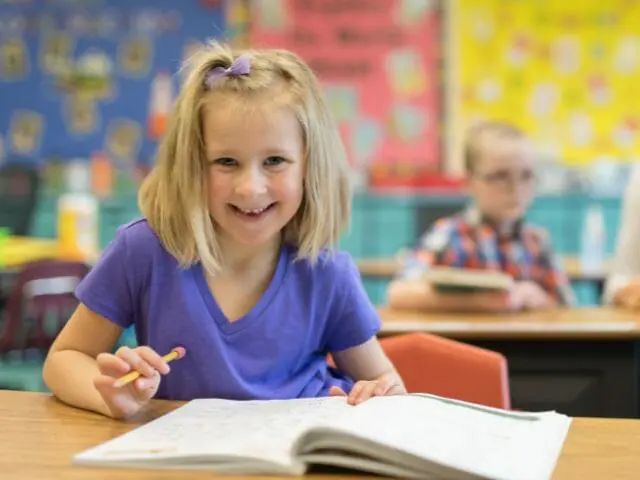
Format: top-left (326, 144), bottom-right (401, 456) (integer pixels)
top-left (42, 42), bottom-right (405, 420)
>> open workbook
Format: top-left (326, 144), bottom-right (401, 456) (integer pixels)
top-left (73, 393), bottom-right (571, 480)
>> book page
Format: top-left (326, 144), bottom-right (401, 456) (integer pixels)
top-left (308, 395), bottom-right (571, 480)
top-left (74, 396), bottom-right (354, 468)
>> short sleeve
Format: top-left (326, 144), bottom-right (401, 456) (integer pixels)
top-left (75, 226), bottom-right (136, 329)
top-left (535, 230), bottom-right (576, 307)
top-left (323, 255), bottom-right (381, 353)
top-left (396, 219), bottom-right (455, 280)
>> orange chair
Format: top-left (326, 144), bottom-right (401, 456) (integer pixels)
top-left (379, 332), bottom-right (511, 409)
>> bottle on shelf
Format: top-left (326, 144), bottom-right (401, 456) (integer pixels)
top-left (57, 160), bottom-right (100, 263)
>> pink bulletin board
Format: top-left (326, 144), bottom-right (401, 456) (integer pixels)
top-left (250, 0), bottom-right (450, 191)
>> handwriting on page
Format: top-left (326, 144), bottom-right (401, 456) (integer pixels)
top-left (321, 396), bottom-right (570, 480)
top-left (93, 397), bottom-right (353, 466)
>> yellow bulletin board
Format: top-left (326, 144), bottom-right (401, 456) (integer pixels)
top-left (447, 0), bottom-right (640, 174)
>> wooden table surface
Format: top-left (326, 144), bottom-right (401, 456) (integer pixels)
top-left (378, 307), bottom-right (640, 340)
top-left (357, 256), bottom-right (610, 281)
top-left (1, 390), bottom-right (640, 479)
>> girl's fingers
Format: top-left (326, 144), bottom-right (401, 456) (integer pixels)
top-left (136, 346), bottom-right (171, 375)
top-left (354, 382), bottom-right (377, 404)
top-left (387, 384), bottom-right (407, 396)
top-left (115, 347), bottom-right (156, 378)
top-left (132, 372), bottom-right (161, 402)
top-left (347, 382), bottom-right (365, 405)
top-left (93, 374), bottom-right (117, 391)
top-left (329, 386), bottom-right (347, 397)
top-left (373, 377), bottom-right (393, 396)
top-left (96, 353), bottom-right (132, 377)
top-left (134, 372), bottom-right (160, 392)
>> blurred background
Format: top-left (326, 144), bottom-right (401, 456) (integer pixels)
top-left (0, 0), bottom-right (638, 389)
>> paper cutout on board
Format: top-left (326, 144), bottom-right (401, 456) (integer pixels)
top-left (251, 0), bottom-right (441, 190)
top-left (253, 0), bottom-right (288, 30)
top-left (505, 33), bottom-right (532, 68)
top-left (53, 49), bottom-right (114, 100)
top-left (91, 152), bottom-right (113, 198)
top-left (612, 122), bottom-right (636, 149)
top-left (527, 82), bottom-right (559, 118)
top-left (147, 72), bottom-right (174, 139)
top-left (0, 37), bottom-right (29, 81)
top-left (226, 0), bottom-right (251, 47)
top-left (551, 36), bottom-right (580, 74)
top-left (454, 0), bottom-right (640, 165)
top-left (8, 110), bottom-right (43, 156)
top-left (65, 94), bottom-right (98, 135)
top-left (587, 74), bottom-right (611, 106)
top-left (389, 104), bottom-right (427, 142)
top-left (351, 118), bottom-right (383, 166)
top-left (569, 113), bottom-right (593, 148)
top-left (614, 37), bottom-right (640, 73)
top-left (475, 77), bottom-right (501, 104)
top-left (393, 0), bottom-right (436, 27)
top-left (323, 85), bottom-right (358, 123)
top-left (118, 36), bottom-right (153, 77)
top-left (105, 119), bottom-right (142, 161)
top-left (385, 49), bottom-right (427, 98)
top-left (40, 31), bottom-right (75, 75)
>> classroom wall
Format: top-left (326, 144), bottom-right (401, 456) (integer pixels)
top-left (27, 190), bottom-right (621, 307)
top-left (2, 0), bottom-right (632, 309)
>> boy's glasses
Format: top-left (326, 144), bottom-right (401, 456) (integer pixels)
top-left (473, 169), bottom-right (536, 188)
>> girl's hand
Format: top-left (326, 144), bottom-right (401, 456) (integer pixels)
top-left (329, 373), bottom-right (407, 405)
top-left (93, 346), bottom-right (170, 419)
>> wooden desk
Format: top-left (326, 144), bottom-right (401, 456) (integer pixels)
top-left (1, 390), bottom-right (640, 480)
top-left (357, 256), bottom-right (610, 282)
top-left (379, 307), bottom-right (640, 419)
top-left (379, 306), bottom-right (640, 340)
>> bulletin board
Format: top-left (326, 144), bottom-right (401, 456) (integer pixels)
top-left (0, 0), bottom-right (239, 191)
top-left (449, 0), bottom-right (640, 172)
top-left (250, 0), bottom-right (444, 190)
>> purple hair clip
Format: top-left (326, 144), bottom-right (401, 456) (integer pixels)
top-left (204, 55), bottom-right (251, 89)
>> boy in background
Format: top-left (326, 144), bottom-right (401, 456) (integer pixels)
top-left (387, 121), bottom-right (575, 312)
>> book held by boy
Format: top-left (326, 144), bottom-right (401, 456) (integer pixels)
top-left (73, 393), bottom-right (571, 480)
top-left (422, 267), bottom-right (514, 293)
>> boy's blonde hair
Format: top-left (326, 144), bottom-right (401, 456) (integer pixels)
top-left (464, 121), bottom-right (528, 173)
top-left (138, 42), bottom-right (351, 276)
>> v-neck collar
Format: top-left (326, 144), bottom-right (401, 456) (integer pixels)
top-left (192, 245), bottom-right (290, 336)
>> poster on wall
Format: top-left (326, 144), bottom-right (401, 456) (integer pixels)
top-left (250, 0), bottom-right (447, 191)
top-left (0, 0), bottom-right (242, 195)
top-left (450, 0), bottom-right (640, 177)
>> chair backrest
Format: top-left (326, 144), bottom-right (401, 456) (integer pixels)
top-left (0, 259), bottom-right (89, 353)
top-left (380, 332), bottom-right (511, 409)
top-left (0, 163), bottom-right (41, 236)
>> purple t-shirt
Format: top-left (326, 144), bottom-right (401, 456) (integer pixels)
top-left (75, 219), bottom-right (381, 401)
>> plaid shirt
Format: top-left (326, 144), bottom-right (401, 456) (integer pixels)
top-left (400, 207), bottom-right (576, 306)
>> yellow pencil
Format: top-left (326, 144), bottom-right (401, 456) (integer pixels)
top-left (113, 347), bottom-right (186, 388)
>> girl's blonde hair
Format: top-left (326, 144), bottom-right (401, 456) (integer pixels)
top-left (138, 41), bottom-right (351, 276)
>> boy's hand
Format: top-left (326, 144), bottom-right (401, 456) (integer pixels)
top-left (509, 281), bottom-right (553, 311)
top-left (94, 346), bottom-right (170, 419)
top-left (329, 373), bottom-right (406, 405)
top-left (614, 281), bottom-right (640, 310)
